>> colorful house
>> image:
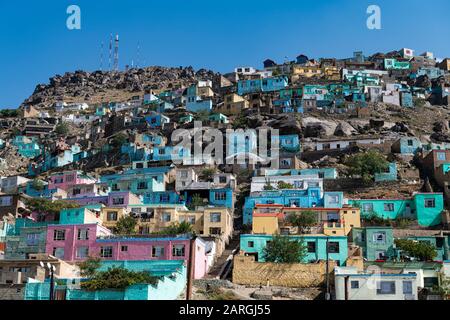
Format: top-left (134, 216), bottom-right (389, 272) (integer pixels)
top-left (48, 171), bottom-right (96, 191)
top-left (240, 234), bottom-right (348, 266)
top-left (349, 193), bottom-right (444, 227)
top-left (237, 76), bottom-right (288, 95)
top-left (374, 162), bottom-right (398, 182)
top-left (12, 136), bottom-right (41, 158)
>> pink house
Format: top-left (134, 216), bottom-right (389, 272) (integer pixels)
top-left (67, 192), bottom-right (142, 208)
top-left (45, 224), bottom-right (208, 279)
top-left (48, 171), bottom-right (96, 191)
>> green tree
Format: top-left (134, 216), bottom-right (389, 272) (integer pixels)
top-left (395, 239), bottom-right (437, 261)
top-left (262, 234), bottom-right (307, 263)
top-left (287, 210), bottom-right (318, 234)
top-left (190, 193), bottom-right (206, 209)
top-left (263, 179), bottom-right (274, 190)
top-left (31, 179), bottom-right (45, 191)
top-left (160, 221), bottom-right (194, 235)
top-left (79, 256), bottom-right (102, 278)
top-left (81, 267), bottom-right (159, 291)
top-left (55, 122), bottom-right (70, 135)
top-left (277, 181), bottom-right (294, 189)
top-left (345, 150), bottom-right (389, 182)
top-left (113, 215), bottom-right (137, 235)
top-left (25, 198), bottom-right (79, 216)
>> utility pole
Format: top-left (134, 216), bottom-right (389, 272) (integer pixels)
top-left (325, 236), bottom-right (331, 300)
top-left (186, 235), bottom-right (196, 300)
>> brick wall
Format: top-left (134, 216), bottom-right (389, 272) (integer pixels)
top-left (232, 254), bottom-right (336, 287)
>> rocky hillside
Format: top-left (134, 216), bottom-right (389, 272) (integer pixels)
top-left (22, 66), bottom-right (219, 109)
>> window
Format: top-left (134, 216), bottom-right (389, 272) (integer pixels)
top-left (210, 227), bottom-right (222, 235)
top-left (210, 213), bottom-right (221, 223)
top-left (373, 232), bottom-right (386, 244)
top-left (248, 241), bottom-right (255, 248)
top-left (137, 181), bottom-right (148, 190)
top-left (72, 188), bottom-right (81, 196)
top-left (327, 242), bottom-right (340, 253)
top-left (26, 233), bottom-right (39, 246)
top-left (53, 230), bottom-right (66, 241)
top-left (214, 192), bottom-right (227, 201)
top-left (384, 203), bottom-right (394, 212)
top-left (351, 281), bottom-right (359, 289)
top-left (112, 197), bottom-right (124, 205)
top-left (76, 247), bottom-right (89, 259)
top-left (187, 216), bottom-right (196, 224)
top-left (437, 152), bottom-right (446, 161)
top-left (327, 195), bottom-right (340, 204)
top-left (377, 281), bottom-right (396, 295)
top-left (52, 247), bottom-right (65, 259)
top-left (100, 246), bottom-right (113, 258)
top-left (0, 196), bottom-right (12, 207)
top-left (219, 176), bottom-right (227, 183)
top-left (107, 211), bottom-right (118, 221)
top-left (424, 198), bottom-right (436, 208)
top-left (362, 203), bottom-right (373, 212)
top-left (112, 184), bottom-right (119, 191)
top-left (162, 213), bottom-right (171, 222)
top-left (403, 281), bottom-right (413, 294)
top-left (66, 175), bottom-right (74, 182)
top-left (121, 246), bottom-right (128, 252)
top-left (180, 171), bottom-right (188, 178)
top-left (77, 228), bottom-right (89, 240)
top-left (307, 242), bottom-right (316, 253)
top-left (135, 162), bottom-right (144, 169)
top-left (172, 244), bottom-right (185, 257)
top-left (152, 246), bottom-right (164, 258)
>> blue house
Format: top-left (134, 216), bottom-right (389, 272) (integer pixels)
top-left (243, 188), bottom-right (324, 225)
top-left (237, 76), bottom-right (288, 95)
top-left (272, 134), bottom-right (300, 152)
top-left (227, 130), bottom-right (258, 156)
top-left (142, 191), bottom-right (185, 205)
top-left (145, 113), bottom-right (170, 129)
top-left (152, 146), bottom-right (191, 162)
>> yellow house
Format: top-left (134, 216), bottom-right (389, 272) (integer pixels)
top-left (251, 205), bottom-right (360, 236)
top-left (215, 93), bottom-right (250, 116)
top-left (322, 66), bottom-right (341, 81)
top-left (130, 205), bottom-right (233, 238)
top-left (100, 207), bottom-right (131, 230)
top-left (291, 65), bottom-right (323, 81)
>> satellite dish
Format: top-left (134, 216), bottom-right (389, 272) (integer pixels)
top-left (39, 261), bottom-right (45, 268)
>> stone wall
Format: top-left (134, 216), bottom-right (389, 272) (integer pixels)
top-left (0, 284), bottom-right (25, 300)
top-left (232, 254), bottom-right (336, 288)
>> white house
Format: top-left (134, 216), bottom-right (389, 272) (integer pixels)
top-left (250, 174), bottom-right (323, 193)
top-left (334, 266), bottom-right (418, 300)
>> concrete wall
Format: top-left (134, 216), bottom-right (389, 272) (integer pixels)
top-left (232, 254), bottom-right (336, 287)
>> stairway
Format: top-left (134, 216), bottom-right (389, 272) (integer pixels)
top-left (206, 233), bottom-right (240, 279)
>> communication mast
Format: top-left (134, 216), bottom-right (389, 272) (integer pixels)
top-left (114, 34), bottom-right (119, 72)
top-left (109, 33), bottom-right (113, 71)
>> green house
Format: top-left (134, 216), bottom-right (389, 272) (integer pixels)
top-left (352, 227), bottom-right (395, 261)
top-left (208, 113), bottom-right (229, 124)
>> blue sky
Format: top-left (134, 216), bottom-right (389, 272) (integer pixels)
top-left (0, 0), bottom-right (449, 108)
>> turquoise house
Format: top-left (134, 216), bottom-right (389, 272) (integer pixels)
top-left (59, 208), bottom-right (96, 225)
top-left (237, 76), bottom-right (288, 95)
top-left (261, 168), bottom-right (338, 179)
top-left (208, 113), bottom-right (229, 124)
top-left (13, 136), bottom-right (41, 158)
top-left (374, 162), bottom-right (398, 182)
top-left (100, 167), bottom-right (170, 195)
top-left (25, 260), bottom-right (187, 300)
top-left (272, 134), bottom-right (300, 152)
top-left (180, 114), bottom-right (194, 124)
top-left (349, 193), bottom-right (444, 227)
top-left (240, 234), bottom-right (348, 266)
top-left (152, 146), bottom-right (191, 162)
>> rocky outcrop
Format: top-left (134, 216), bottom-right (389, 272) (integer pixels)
top-left (22, 66), bottom-right (219, 109)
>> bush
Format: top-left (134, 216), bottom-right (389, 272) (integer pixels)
top-left (113, 216), bottom-right (137, 235)
top-left (262, 234), bottom-right (307, 263)
top-left (395, 239), bottom-right (437, 261)
top-left (81, 267), bottom-right (159, 291)
top-left (25, 198), bottom-right (79, 216)
top-left (159, 221), bottom-right (194, 235)
top-left (287, 210), bottom-right (318, 233)
top-left (345, 150), bottom-right (389, 182)
top-left (277, 181), bottom-right (294, 189)
top-left (79, 257), bottom-right (102, 278)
